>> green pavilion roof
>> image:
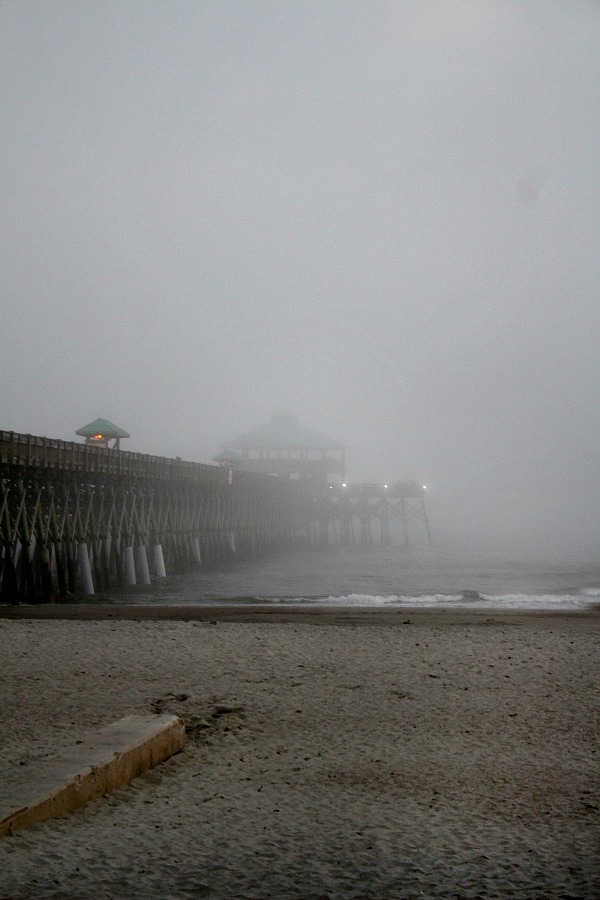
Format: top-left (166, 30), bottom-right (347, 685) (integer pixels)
top-left (213, 448), bottom-right (242, 463)
top-left (76, 418), bottom-right (130, 439)
top-left (222, 412), bottom-right (345, 451)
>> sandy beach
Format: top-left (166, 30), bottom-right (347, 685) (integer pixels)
top-left (1, 606), bottom-right (598, 898)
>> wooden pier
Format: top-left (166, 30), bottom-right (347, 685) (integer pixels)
top-left (0, 431), bottom-right (430, 602)
top-left (314, 482), bottom-right (431, 548)
top-left (0, 431), bottom-right (314, 602)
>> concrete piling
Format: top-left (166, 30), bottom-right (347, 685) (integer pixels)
top-left (77, 542), bottom-right (94, 595)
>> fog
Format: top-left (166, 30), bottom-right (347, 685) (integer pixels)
top-left (2, 2), bottom-right (599, 558)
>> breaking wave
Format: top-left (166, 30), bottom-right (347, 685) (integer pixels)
top-left (261, 590), bottom-right (598, 610)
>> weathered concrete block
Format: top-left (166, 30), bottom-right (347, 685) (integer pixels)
top-left (0, 713), bottom-right (185, 836)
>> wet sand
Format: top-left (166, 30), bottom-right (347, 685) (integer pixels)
top-left (1, 606), bottom-right (598, 898)
top-left (2, 601), bottom-right (599, 625)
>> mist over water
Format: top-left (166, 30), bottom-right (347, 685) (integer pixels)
top-left (124, 544), bottom-right (600, 611)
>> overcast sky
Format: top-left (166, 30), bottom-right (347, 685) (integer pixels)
top-left (2, 1), bottom-right (599, 556)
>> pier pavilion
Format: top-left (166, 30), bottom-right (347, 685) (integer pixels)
top-left (76, 418), bottom-right (130, 450)
top-left (215, 411), bottom-right (346, 484)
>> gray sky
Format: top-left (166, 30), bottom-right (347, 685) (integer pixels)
top-left (2, 1), bottom-right (599, 556)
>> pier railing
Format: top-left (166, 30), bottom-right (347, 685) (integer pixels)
top-left (1, 430), bottom-right (262, 487)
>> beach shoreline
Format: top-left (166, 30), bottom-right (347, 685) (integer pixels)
top-left (1, 601), bottom-right (599, 626)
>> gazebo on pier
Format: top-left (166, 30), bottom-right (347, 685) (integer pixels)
top-left (76, 418), bottom-right (130, 450)
top-left (216, 411), bottom-right (346, 484)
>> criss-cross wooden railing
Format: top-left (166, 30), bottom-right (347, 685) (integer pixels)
top-left (0, 431), bottom-right (430, 602)
top-left (0, 431), bottom-right (313, 602)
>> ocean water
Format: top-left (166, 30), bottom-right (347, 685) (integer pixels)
top-left (129, 545), bottom-right (600, 611)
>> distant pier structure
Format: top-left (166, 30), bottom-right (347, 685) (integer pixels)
top-left (0, 415), bottom-right (430, 603)
top-left (215, 411), bottom-right (346, 484)
top-left (216, 412), bottom-right (430, 548)
top-left (320, 481), bottom-right (431, 548)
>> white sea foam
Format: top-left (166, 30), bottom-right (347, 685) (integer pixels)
top-left (479, 593), bottom-right (594, 610)
top-left (274, 592), bottom-right (596, 610)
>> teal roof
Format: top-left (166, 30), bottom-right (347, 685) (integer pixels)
top-left (223, 412), bottom-right (345, 451)
top-left (76, 418), bottom-right (130, 438)
top-left (213, 448), bottom-right (242, 463)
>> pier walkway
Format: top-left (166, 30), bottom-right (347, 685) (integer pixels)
top-left (0, 431), bottom-right (429, 602)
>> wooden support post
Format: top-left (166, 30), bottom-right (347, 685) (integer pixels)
top-left (190, 536), bottom-right (202, 566)
top-left (122, 544), bottom-right (136, 585)
top-left (400, 499), bottom-right (410, 548)
top-left (66, 541), bottom-right (77, 593)
top-left (152, 543), bottom-right (166, 578)
top-left (77, 541), bottom-right (95, 595)
top-left (19, 542), bottom-right (36, 601)
top-left (100, 536), bottom-right (111, 590)
top-left (227, 531), bottom-right (236, 556)
top-left (379, 501), bottom-right (391, 547)
top-left (134, 543), bottom-right (151, 585)
top-left (91, 540), bottom-right (104, 592)
top-left (39, 542), bottom-right (53, 603)
top-left (421, 498), bottom-right (433, 547)
top-left (111, 535), bottom-right (124, 586)
top-left (1, 544), bottom-right (18, 604)
top-left (54, 541), bottom-right (68, 598)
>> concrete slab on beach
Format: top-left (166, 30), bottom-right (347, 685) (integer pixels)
top-left (0, 713), bottom-right (185, 836)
